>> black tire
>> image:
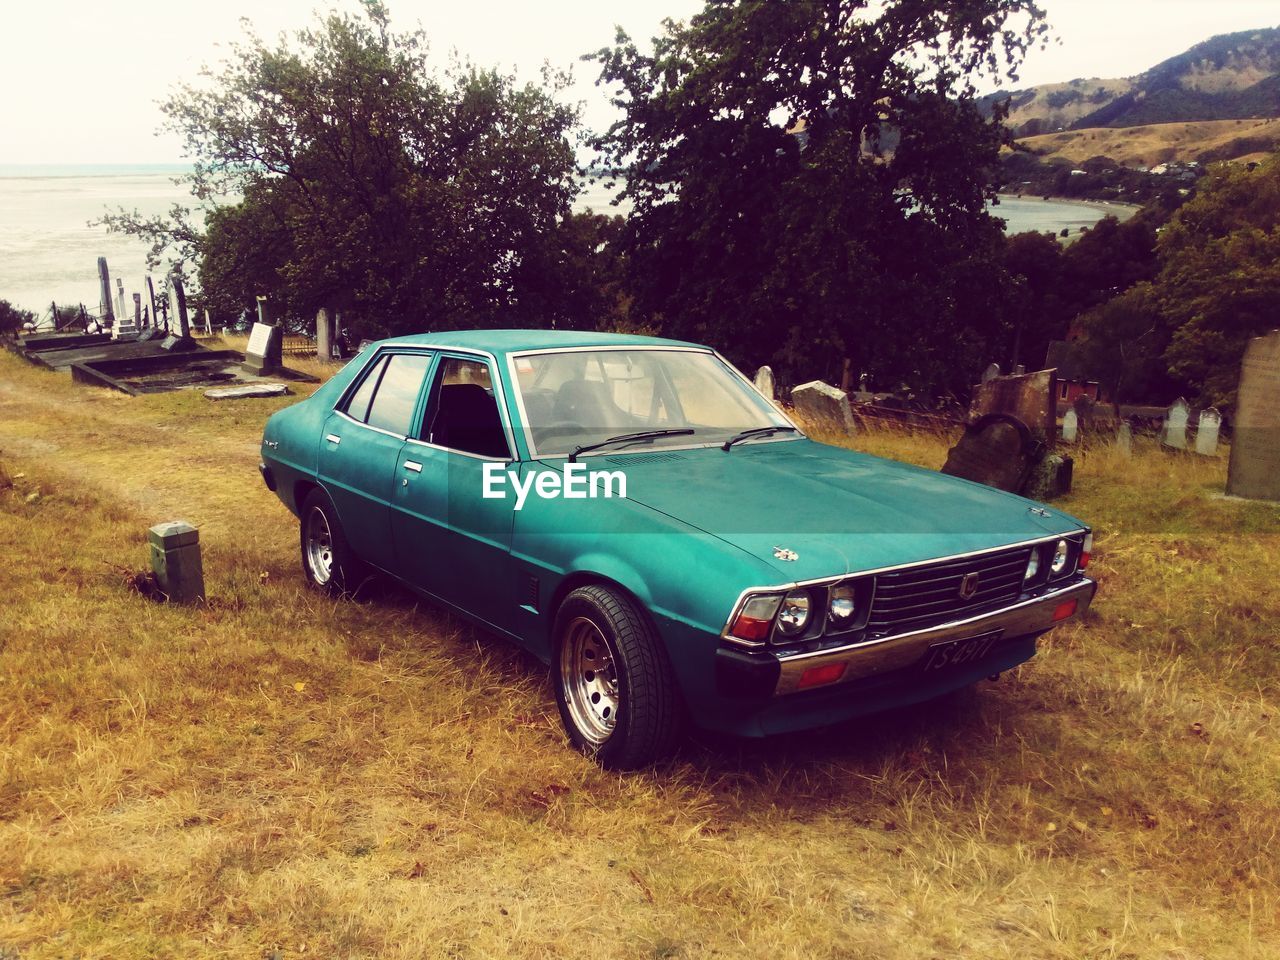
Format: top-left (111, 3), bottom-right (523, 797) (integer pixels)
top-left (552, 584), bottom-right (683, 769)
top-left (299, 488), bottom-right (366, 595)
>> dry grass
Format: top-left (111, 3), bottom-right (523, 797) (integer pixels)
top-left (1017, 118), bottom-right (1280, 168)
top-left (2, 352), bottom-right (1279, 958)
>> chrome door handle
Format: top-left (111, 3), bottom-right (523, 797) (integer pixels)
top-left (403, 461), bottom-right (422, 473)
top-left (325, 434), bottom-right (341, 445)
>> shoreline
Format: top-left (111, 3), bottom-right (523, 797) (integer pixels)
top-left (995, 192), bottom-right (1143, 214)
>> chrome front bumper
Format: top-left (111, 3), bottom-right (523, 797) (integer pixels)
top-left (772, 577), bottom-right (1096, 696)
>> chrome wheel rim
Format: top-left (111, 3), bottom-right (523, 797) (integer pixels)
top-left (560, 617), bottom-right (620, 746)
top-left (305, 507), bottom-right (335, 585)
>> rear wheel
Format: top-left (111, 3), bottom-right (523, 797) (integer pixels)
top-left (299, 489), bottom-right (365, 595)
top-left (553, 585), bottom-right (683, 769)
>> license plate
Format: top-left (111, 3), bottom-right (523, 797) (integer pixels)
top-left (920, 631), bottom-right (1003, 673)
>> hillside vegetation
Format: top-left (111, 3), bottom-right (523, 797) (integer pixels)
top-left (1018, 117), bottom-right (1280, 168)
top-left (3, 349), bottom-right (1280, 958)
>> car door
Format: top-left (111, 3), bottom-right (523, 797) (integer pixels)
top-left (318, 350), bottom-right (433, 572)
top-left (391, 354), bottom-right (521, 635)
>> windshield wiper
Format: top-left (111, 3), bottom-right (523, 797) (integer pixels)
top-left (569, 429), bottom-right (695, 462)
top-left (721, 425), bottom-right (798, 451)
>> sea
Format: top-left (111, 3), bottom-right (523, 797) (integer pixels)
top-left (0, 165), bottom-right (1135, 317)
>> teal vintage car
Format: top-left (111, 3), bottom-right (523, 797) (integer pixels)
top-left (258, 330), bottom-right (1096, 768)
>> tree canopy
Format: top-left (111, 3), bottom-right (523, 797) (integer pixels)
top-left (104, 1), bottom-right (593, 339)
top-left (589, 0), bottom-right (1048, 394)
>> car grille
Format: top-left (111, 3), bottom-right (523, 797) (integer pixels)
top-left (866, 546), bottom-right (1033, 637)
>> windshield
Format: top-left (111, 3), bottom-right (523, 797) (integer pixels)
top-left (511, 349), bottom-right (793, 457)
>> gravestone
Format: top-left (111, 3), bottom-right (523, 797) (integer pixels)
top-left (1227, 330), bottom-right (1280, 501)
top-left (316, 306), bottom-right (336, 360)
top-left (1117, 421), bottom-right (1133, 458)
top-left (1162, 398), bottom-right (1189, 450)
top-left (97, 256), bottom-right (114, 322)
top-left (1062, 409), bottom-right (1078, 443)
top-left (160, 334), bottom-right (199, 352)
top-left (241, 321), bottom-right (283, 376)
top-left (148, 521), bottom-right (204, 604)
top-left (754, 365), bottom-right (775, 401)
top-left (981, 363), bottom-right (1001, 384)
top-left (791, 381), bottom-right (855, 433)
top-left (1195, 408), bottom-right (1222, 457)
top-left (115, 279), bottom-right (127, 326)
top-left (169, 274), bottom-right (191, 338)
top-left (968, 368), bottom-right (1056, 444)
top-left (941, 416), bottom-right (1034, 493)
top-left (132, 293), bottom-right (142, 326)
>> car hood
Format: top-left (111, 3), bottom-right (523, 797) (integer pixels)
top-left (587, 439), bottom-right (1085, 583)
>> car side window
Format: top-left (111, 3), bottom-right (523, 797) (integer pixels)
top-left (343, 354), bottom-right (388, 423)
top-left (364, 353), bottom-right (433, 435)
top-left (423, 358), bottom-right (510, 458)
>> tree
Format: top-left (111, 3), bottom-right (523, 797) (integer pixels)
top-left (102, 2), bottom-right (585, 338)
top-left (0, 300), bottom-right (35, 336)
top-left (1158, 159), bottom-right (1280, 408)
top-left (589, 0), bottom-right (1048, 393)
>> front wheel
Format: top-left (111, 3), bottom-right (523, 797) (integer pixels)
top-left (553, 585), bottom-right (683, 769)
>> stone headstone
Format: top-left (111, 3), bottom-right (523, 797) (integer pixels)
top-left (1227, 330), bottom-right (1280, 501)
top-left (981, 363), bottom-right (1001, 384)
top-left (1023, 452), bottom-right (1074, 502)
top-left (969, 368), bottom-right (1057, 444)
top-left (1013, 364), bottom-right (1026, 375)
top-left (1195, 407), bottom-right (1221, 457)
top-left (241, 321), bottom-right (283, 376)
top-left (132, 292), bottom-right (142, 326)
top-left (790, 381), bottom-right (855, 433)
top-left (1062, 409), bottom-right (1078, 443)
top-left (1162, 398), bottom-right (1189, 450)
top-left (754, 365), bottom-right (775, 401)
top-left (941, 418), bottom-right (1032, 493)
top-left (317, 306), bottom-right (336, 360)
top-left (97, 256), bottom-right (114, 322)
top-left (115, 278), bottom-right (127, 324)
top-left (1117, 421), bottom-right (1133, 458)
top-left (169, 274), bottom-right (191, 338)
top-left (160, 334), bottom-right (199, 352)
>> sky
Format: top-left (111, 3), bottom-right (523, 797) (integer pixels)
top-left (0, 0), bottom-right (1277, 165)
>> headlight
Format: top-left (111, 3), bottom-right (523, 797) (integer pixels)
top-left (828, 584), bottom-right (856, 626)
top-left (776, 589), bottom-right (812, 636)
top-left (1024, 550), bottom-right (1040, 583)
top-left (1050, 538), bottom-right (1070, 575)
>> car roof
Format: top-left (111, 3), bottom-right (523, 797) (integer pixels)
top-left (376, 328), bottom-right (710, 357)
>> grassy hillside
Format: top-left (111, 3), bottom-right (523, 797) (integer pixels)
top-left (1017, 117), bottom-right (1280, 168)
top-left (2, 349), bottom-right (1280, 958)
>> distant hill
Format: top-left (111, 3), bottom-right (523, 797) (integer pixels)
top-left (1018, 117), bottom-right (1280, 168)
top-left (986, 27), bottom-right (1280, 136)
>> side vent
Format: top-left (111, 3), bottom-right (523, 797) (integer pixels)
top-left (524, 574), bottom-right (540, 613)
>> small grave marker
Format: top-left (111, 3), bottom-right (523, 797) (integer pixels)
top-left (241, 321), bottom-right (283, 376)
top-left (1117, 421), bottom-right (1132, 457)
top-left (791, 381), bottom-right (855, 433)
top-left (148, 521), bottom-right (205, 603)
top-left (1163, 398), bottom-right (1189, 450)
top-left (1062, 409), bottom-right (1078, 443)
top-left (754, 365), bottom-right (775, 400)
top-left (1195, 408), bottom-right (1221, 457)
top-left (981, 363), bottom-right (1001, 384)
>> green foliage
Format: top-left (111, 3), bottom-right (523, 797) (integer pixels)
top-left (103, 2), bottom-right (589, 338)
top-left (0, 300), bottom-right (35, 335)
top-left (1158, 160), bottom-right (1280, 408)
top-left (589, 0), bottom-right (1049, 395)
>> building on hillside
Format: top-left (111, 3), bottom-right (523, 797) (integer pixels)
top-left (1045, 340), bottom-right (1111, 413)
